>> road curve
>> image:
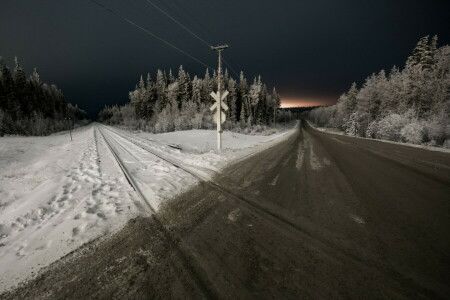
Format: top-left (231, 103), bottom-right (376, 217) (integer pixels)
top-left (3, 121), bottom-right (450, 299)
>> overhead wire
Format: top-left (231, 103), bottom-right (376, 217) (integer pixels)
top-left (222, 58), bottom-right (240, 78)
top-left (154, 0), bottom-right (213, 44)
top-left (143, 0), bottom-right (210, 47)
top-left (140, 0), bottom-right (241, 78)
top-left (172, 0), bottom-right (216, 40)
top-left (88, 0), bottom-right (213, 70)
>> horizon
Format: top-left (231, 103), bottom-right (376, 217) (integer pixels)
top-left (1, 0), bottom-right (449, 117)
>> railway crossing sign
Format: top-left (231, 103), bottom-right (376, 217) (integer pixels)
top-left (210, 90), bottom-right (229, 125)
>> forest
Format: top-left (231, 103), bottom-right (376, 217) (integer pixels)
top-left (0, 57), bottom-right (87, 136)
top-left (98, 67), bottom-right (285, 134)
top-left (308, 35), bottom-right (450, 148)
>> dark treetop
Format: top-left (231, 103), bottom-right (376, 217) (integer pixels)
top-left (1, 0), bottom-right (449, 116)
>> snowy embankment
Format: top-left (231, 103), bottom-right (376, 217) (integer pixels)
top-left (0, 122), bottom-right (296, 292)
top-left (307, 121), bottom-right (450, 154)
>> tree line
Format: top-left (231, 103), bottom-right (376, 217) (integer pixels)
top-left (308, 35), bottom-right (450, 148)
top-left (98, 67), bottom-right (282, 133)
top-left (0, 57), bottom-right (87, 136)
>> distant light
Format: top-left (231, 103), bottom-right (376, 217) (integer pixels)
top-left (281, 97), bottom-right (336, 108)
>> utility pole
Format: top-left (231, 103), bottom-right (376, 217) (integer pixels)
top-left (65, 117), bottom-right (73, 141)
top-left (210, 44), bottom-right (229, 150)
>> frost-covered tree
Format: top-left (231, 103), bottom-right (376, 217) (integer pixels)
top-left (177, 65), bottom-right (191, 104)
top-left (201, 69), bottom-right (213, 102)
top-left (308, 34), bottom-right (450, 147)
top-left (100, 65), bottom-right (283, 133)
top-left (0, 56), bottom-right (87, 136)
top-left (155, 69), bottom-right (166, 110)
top-left (248, 77), bottom-right (262, 124)
top-left (238, 71), bottom-right (249, 121)
top-left (271, 87), bottom-right (281, 123)
top-left (227, 78), bottom-right (238, 122)
top-left (191, 76), bottom-right (202, 104)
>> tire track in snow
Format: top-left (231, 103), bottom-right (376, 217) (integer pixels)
top-left (296, 141), bottom-right (305, 170)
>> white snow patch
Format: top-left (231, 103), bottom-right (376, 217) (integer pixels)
top-left (350, 214), bottom-right (366, 225)
top-left (228, 208), bottom-right (241, 222)
top-left (269, 175), bottom-right (280, 186)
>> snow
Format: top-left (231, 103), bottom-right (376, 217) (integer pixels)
top-left (109, 125), bottom-right (296, 178)
top-left (307, 121), bottom-right (450, 154)
top-left (0, 122), bottom-right (296, 292)
top-left (0, 125), bottom-right (141, 292)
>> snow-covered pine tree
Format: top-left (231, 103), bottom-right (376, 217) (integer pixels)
top-left (168, 69), bottom-right (175, 84)
top-left (407, 35), bottom-right (429, 68)
top-left (201, 69), bottom-right (212, 102)
top-left (259, 83), bottom-right (268, 125)
top-left (134, 75), bottom-right (147, 118)
top-left (248, 76), bottom-right (262, 125)
top-left (272, 87), bottom-right (281, 123)
top-left (145, 73), bottom-right (156, 118)
top-left (212, 70), bottom-right (218, 92)
top-left (155, 69), bottom-right (167, 110)
top-left (191, 76), bottom-right (202, 104)
top-left (227, 79), bottom-right (237, 122)
top-left (238, 71), bottom-right (249, 122)
top-left (223, 68), bottom-right (229, 89)
top-left (380, 66), bottom-right (404, 115)
top-left (428, 35), bottom-right (439, 68)
top-left (0, 58), bottom-right (7, 112)
top-left (340, 82), bottom-right (358, 123)
top-left (177, 65), bottom-right (190, 104)
top-left (2, 61), bottom-right (18, 120)
top-left (13, 57), bottom-right (28, 116)
top-left (30, 68), bottom-right (41, 85)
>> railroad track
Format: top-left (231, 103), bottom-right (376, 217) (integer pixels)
top-left (99, 124), bottom-right (439, 298)
top-left (96, 126), bottom-right (218, 298)
top-left (97, 127), bottom-right (155, 212)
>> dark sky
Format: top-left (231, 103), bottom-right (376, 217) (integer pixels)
top-left (1, 0), bottom-right (449, 117)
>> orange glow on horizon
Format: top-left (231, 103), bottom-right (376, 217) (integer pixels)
top-left (281, 98), bottom-right (335, 108)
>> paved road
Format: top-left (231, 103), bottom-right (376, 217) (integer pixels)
top-left (4, 121), bottom-right (450, 299)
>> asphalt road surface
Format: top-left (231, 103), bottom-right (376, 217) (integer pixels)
top-left (3, 121), bottom-right (450, 299)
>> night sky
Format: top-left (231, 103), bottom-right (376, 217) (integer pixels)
top-left (1, 0), bottom-right (449, 117)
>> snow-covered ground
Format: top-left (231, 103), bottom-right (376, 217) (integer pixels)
top-left (115, 125), bottom-right (296, 176)
top-left (0, 123), bottom-right (296, 292)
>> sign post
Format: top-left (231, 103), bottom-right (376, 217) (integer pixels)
top-left (210, 44), bottom-right (229, 150)
top-left (65, 117), bottom-right (73, 141)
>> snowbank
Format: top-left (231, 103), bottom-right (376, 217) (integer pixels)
top-left (307, 121), bottom-right (450, 154)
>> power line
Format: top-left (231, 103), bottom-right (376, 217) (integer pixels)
top-left (88, 0), bottom-right (213, 70)
top-left (172, 0), bottom-right (216, 41)
top-left (140, 0), bottom-right (241, 78)
top-left (222, 58), bottom-right (240, 78)
top-left (143, 0), bottom-right (210, 48)
top-left (156, 0), bottom-right (214, 43)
